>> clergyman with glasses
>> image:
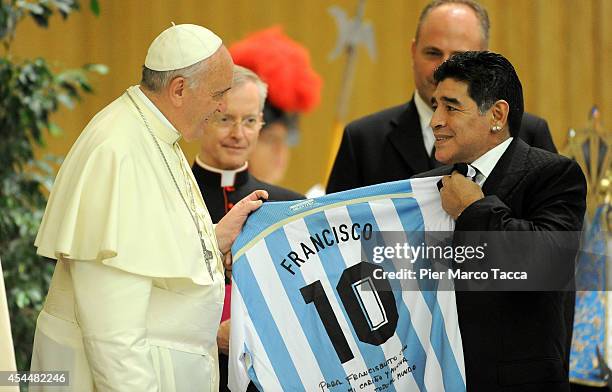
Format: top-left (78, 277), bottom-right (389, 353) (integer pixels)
top-left (30, 24), bottom-right (267, 391)
top-left (193, 65), bottom-right (304, 224)
top-left (192, 64), bottom-right (303, 392)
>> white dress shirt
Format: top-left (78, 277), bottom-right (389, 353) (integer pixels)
top-left (470, 137), bottom-right (514, 186)
top-left (414, 91), bottom-right (435, 157)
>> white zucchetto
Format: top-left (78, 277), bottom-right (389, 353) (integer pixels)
top-left (145, 23), bottom-right (222, 72)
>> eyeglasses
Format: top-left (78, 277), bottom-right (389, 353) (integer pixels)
top-left (211, 114), bottom-right (265, 131)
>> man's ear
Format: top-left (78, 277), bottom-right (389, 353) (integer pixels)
top-left (167, 76), bottom-right (187, 107)
top-left (490, 99), bottom-right (510, 130)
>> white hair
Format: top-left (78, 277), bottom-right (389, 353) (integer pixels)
top-left (140, 58), bottom-right (209, 92)
top-left (232, 65), bottom-right (268, 111)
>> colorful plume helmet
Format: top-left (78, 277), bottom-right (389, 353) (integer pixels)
top-left (229, 27), bottom-right (322, 143)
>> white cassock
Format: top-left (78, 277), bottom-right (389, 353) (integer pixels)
top-left (30, 86), bottom-right (225, 392)
top-left (1, 257), bottom-right (19, 392)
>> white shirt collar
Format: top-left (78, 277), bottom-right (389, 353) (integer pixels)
top-left (471, 137), bottom-right (513, 185)
top-left (134, 86), bottom-right (181, 140)
top-left (413, 91), bottom-right (435, 156)
top-left (195, 155), bottom-right (248, 187)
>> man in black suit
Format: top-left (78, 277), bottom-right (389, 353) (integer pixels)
top-left (327, 0), bottom-right (556, 194)
top-left (414, 51), bottom-right (586, 391)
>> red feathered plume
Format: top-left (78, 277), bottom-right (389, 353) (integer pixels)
top-left (229, 27), bottom-right (322, 113)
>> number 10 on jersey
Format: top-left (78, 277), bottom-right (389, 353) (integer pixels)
top-left (300, 262), bottom-right (399, 363)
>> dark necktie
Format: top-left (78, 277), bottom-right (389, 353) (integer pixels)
top-left (436, 163), bottom-right (480, 191)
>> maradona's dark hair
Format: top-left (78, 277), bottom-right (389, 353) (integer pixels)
top-left (434, 51), bottom-right (524, 136)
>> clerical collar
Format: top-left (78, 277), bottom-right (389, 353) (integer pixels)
top-left (194, 156), bottom-right (249, 187)
top-left (414, 91), bottom-right (435, 156)
top-left (131, 85), bottom-right (181, 145)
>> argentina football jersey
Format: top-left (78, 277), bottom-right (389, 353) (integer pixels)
top-left (228, 178), bottom-right (465, 392)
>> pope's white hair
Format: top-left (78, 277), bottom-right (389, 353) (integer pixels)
top-left (141, 58), bottom-right (209, 92)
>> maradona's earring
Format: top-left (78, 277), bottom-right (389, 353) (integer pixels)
top-left (491, 124), bottom-right (502, 133)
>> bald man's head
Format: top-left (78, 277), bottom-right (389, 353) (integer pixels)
top-left (411, 0), bottom-right (489, 106)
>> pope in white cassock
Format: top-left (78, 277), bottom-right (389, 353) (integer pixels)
top-left (29, 24), bottom-right (267, 392)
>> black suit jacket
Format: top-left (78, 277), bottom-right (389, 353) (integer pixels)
top-left (414, 139), bottom-right (587, 391)
top-left (326, 99), bottom-right (557, 193)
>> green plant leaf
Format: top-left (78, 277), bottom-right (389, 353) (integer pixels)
top-left (28, 3), bottom-right (52, 28)
top-left (52, 0), bottom-right (79, 18)
top-left (0, 4), bottom-right (20, 41)
top-left (48, 122), bottom-right (62, 137)
top-left (90, 0), bottom-right (100, 16)
top-left (15, 291), bottom-right (29, 308)
top-left (57, 93), bottom-right (75, 109)
top-left (17, 2), bottom-right (45, 15)
top-left (84, 63), bottom-right (108, 75)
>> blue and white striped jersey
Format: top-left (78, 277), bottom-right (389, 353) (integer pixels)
top-left (228, 178), bottom-right (465, 392)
